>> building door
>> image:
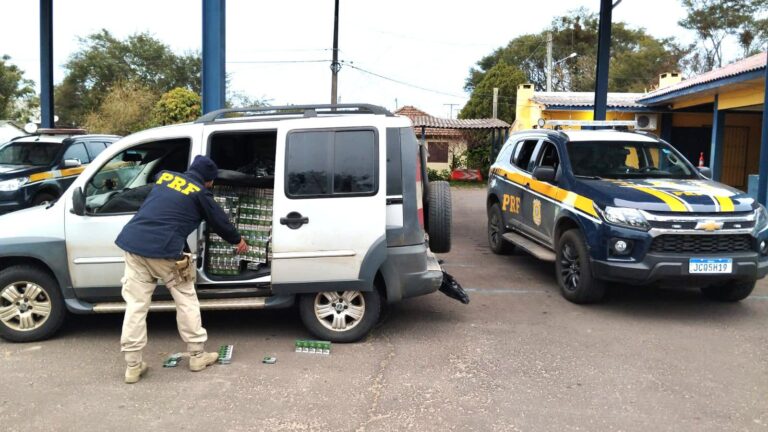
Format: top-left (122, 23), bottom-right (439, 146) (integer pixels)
top-left (670, 126), bottom-right (712, 167)
top-left (722, 126), bottom-right (749, 189)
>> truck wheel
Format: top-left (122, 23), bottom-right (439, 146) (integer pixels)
top-left (555, 229), bottom-right (605, 303)
top-left (488, 203), bottom-right (514, 254)
top-left (299, 290), bottom-right (381, 343)
top-left (700, 280), bottom-right (755, 302)
top-left (427, 181), bottom-right (452, 253)
top-left (32, 192), bottom-right (57, 206)
top-left (0, 265), bottom-right (66, 342)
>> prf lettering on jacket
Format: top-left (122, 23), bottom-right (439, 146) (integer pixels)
top-left (156, 172), bottom-right (202, 195)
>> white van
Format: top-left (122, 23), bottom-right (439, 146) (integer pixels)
top-left (0, 104), bottom-right (453, 343)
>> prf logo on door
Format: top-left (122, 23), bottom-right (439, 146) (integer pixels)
top-left (502, 194), bottom-right (521, 214)
top-left (532, 199), bottom-right (542, 226)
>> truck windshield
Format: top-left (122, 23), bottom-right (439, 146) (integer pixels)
top-left (0, 142), bottom-right (60, 166)
top-left (567, 140), bottom-right (697, 179)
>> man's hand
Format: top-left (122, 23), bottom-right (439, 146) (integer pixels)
top-left (235, 238), bottom-right (248, 254)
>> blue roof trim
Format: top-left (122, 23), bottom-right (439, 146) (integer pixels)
top-left (637, 68), bottom-right (765, 105)
top-left (543, 104), bottom-right (657, 112)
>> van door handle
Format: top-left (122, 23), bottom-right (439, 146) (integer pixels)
top-left (280, 212), bottom-right (309, 229)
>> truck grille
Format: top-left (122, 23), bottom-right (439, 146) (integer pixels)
top-left (650, 235), bottom-right (753, 254)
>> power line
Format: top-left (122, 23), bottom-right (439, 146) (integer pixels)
top-left (227, 59), bottom-right (331, 64)
top-left (342, 62), bottom-right (466, 99)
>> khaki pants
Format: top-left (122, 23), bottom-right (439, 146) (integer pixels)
top-left (120, 252), bottom-right (207, 365)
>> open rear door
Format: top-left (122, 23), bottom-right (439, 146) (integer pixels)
top-left (271, 126), bottom-right (387, 294)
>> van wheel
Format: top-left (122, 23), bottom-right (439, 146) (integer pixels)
top-left (0, 266), bottom-right (66, 342)
top-left (32, 192), bottom-right (57, 206)
top-left (299, 290), bottom-right (381, 343)
top-left (701, 280), bottom-right (755, 302)
top-left (488, 203), bottom-right (514, 254)
top-left (555, 229), bottom-right (605, 304)
top-left (427, 181), bottom-right (452, 253)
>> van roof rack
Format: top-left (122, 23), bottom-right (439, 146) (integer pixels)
top-left (195, 104), bottom-right (393, 123)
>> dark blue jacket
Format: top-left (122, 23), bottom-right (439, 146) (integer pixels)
top-left (115, 170), bottom-right (241, 259)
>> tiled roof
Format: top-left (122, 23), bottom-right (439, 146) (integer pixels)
top-left (412, 116), bottom-right (510, 129)
top-left (531, 92), bottom-right (646, 108)
top-left (394, 105), bottom-right (432, 118)
top-left (638, 52), bottom-right (766, 102)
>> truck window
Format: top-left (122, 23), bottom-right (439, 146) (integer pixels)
top-left (535, 141), bottom-right (560, 171)
top-left (85, 141), bottom-right (108, 160)
top-left (62, 143), bottom-right (90, 164)
top-left (513, 139), bottom-right (539, 172)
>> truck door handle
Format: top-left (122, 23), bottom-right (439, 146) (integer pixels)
top-left (280, 212), bottom-right (309, 229)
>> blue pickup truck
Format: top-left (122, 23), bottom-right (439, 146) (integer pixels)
top-left (487, 128), bottom-right (768, 303)
top-left (0, 129), bottom-right (119, 213)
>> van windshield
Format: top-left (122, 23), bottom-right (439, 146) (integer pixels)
top-left (0, 142), bottom-right (60, 166)
top-left (567, 140), bottom-right (697, 179)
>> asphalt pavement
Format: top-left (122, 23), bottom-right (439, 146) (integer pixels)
top-left (1, 186), bottom-right (767, 431)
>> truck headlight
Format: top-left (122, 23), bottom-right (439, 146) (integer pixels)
top-left (0, 177), bottom-right (29, 192)
top-left (600, 206), bottom-right (651, 231)
top-left (754, 205), bottom-right (768, 233)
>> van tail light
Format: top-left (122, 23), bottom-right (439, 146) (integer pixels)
top-left (416, 151), bottom-right (425, 229)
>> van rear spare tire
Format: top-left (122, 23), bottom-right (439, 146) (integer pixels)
top-left (427, 180), bottom-right (452, 253)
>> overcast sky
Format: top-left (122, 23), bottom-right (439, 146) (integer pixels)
top-left (0, 0), bottom-right (732, 119)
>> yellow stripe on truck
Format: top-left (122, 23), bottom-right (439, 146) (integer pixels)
top-left (28, 171), bottom-right (55, 182)
top-left (494, 167), bottom-right (598, 218)
top-left (59, 166), bottom-right (86, 177)
top-left (713, 195), bottom-right (735, 212)
top-left (632, 186), bottom-right (688, 212)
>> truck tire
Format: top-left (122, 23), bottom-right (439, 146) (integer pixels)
top-left (299, 290), bottom-right (381, 343)
top-left (488, 203), bottom-right (515, 254)
top-left (700, 280), bottom-right (755, 302)
top-left (555, 229), bottom-right (605, 304)
top-left (427, 180), bottom-right (452, 253)
top-left (0, 265), bottom-right (66, 342)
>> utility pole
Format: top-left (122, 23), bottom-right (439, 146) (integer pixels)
top-left (492, 88), bottom-right (499, 119)
top-left (444, 103), bottom-right (459, 118)
top-left (546, 32), bottom-right (553, 92)
top-left (330, 0), bottom-right (341, 105)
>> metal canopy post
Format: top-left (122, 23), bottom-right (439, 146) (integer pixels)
top-left (202, 0), bottom-right (226, 114)
top-left (757, 58), bottom-right (768, 205)
top-left (40, 0), bottom-right (54, 128)
top-left (593, 0), bottom-right (612, 122)
top-left (710, 95), bottom-right (725, 182)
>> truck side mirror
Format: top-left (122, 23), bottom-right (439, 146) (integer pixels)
top-left (533, 166), bottom-right (556, 183)
top-left (71, 187), bottom-right (86, 216)
top-left (62, 159), bottom-right (82, 168)
top-left (698, 166), bottom-right (712, 179)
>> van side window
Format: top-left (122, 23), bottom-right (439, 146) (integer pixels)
top-left (513, 139), bottom-right (539, 172)
top-left (84, 138), bottom-right (191, 214)
top-left (286, 129), bottom-right (377, 198)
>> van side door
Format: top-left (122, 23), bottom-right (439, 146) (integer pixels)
top-left (271, 126), bottom-right (387, 295)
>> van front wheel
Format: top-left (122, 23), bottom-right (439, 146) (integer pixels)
top-left (299, 290), bottom-right (381, 343)
top-left (0, 265), bottom-right (66, 342)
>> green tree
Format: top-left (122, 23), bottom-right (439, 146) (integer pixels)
top-left (459, 60), bottom-right (526, 124)
top-left (465, 9), bottom-right (688, 93)
top-left (83, 81), bottom-right (158, 136)
top-left (459, 61), bottom-right (526, 173)
top-left (679, 0), bottom-right (768, 72)
top-left (154, 87), bottom-right (202, 125)
top-left (0, 55), bottom-right (37, 122)
top-left (55, 30), bottom-right (201, 126)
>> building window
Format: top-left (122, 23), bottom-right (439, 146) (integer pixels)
top-left (428, 141), bottom-right (449, 163)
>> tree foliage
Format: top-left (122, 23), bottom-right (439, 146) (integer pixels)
top-left (679, 0), bottom-right (768, 72)
top-left (459, 60), bottom-right (526, 124)
top-left (465, 9), bottom-right (688, 93)
top-left (0, 55), bottom-right (37, 122)
top-left (55, 30), bottom-right (201, 126)
top-left (83, 81), bottom-right (158, 136)
top-left (153, 87), bottom-right (202, 125)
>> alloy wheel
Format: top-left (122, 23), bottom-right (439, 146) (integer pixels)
top-left (560, 242), bottom-right (581, 292)
top-left (0, 281), bottom-right (52, 332)
top-left (313, 291), bottom-right (365, 332)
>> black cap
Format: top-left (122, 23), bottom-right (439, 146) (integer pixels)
top-left (189, 155), bottom-right (218, 182)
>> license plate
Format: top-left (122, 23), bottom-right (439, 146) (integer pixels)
top-left (689, 258), bottom-right (732, 274)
